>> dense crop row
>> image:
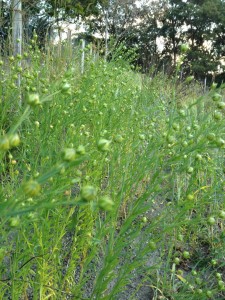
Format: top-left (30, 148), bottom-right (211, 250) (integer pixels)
top-left (0, 43), bottom-right (225, 299)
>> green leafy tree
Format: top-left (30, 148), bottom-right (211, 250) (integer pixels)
top-left (158, 0), bottom-right (225, 80)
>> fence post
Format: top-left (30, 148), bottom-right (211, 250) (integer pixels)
top-left (67, 29), bottom-right (72, 62)
top-left (81, 39), bottom-right (85, 74)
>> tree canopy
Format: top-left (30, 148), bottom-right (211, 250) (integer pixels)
top-left (1, 0), bottom-right (225, 82)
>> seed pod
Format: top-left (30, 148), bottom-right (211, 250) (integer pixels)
top-left (187, 194), bottom-right (194, 201)
top-left (0, 136), bottom-right (10, 151)
top-left (219, 210), bottom-right (225, 219)
top-left (187, 167), bottom-right (194, 174)
top-left (218, 280), bottom-right (225, 289)
top-left (149, 241), bottom-right (157, 250)
top-left (76, 145), bottom-right (85, 155)
top-left (185, 75), bottom-right (194, 83)
top-left (27, 93), bottom-right (40, 106)
top-left (207, 133), bottom-right (216, 141)
top-left (217, 101), bottom-right (225, 109)
top-left (216, 138), bottom-right (225, 147)
top-left (183, 251), bottom-right (190, 259)
top-left (139, 134), bottom-right (145, 140)
top-left (63, 148), bottom-right (76, 161)
top-left (61, 82), bottom-right (71, 94)
top-left (212, 93), bottom-right (222, 101)
top-left (114, 134), bottom-right (124, 143)
top-left (174, 257), bottom-right (180, 265)
top-left (216, 273), bottom-right (222, 279)
top-left (213, 111), bottom-right (223, 120)
top-left (9, 133), bottom-right (20, 148)
top-left (98, 196), bottom-right (114, 211)
top-left (97, 139), bottom-right (111, 152)
top-left (34, 121), bottom-right (40, 128)
top-left (195, 154), bottom-right (202, 161)
top-left (172, 123), bottom-right (180, 131)
top-left (81, 185), bottom-right (97, 202)
top-left (142, 216), bottom-right (147, 223)
top-left (211, 259), bottom-right (217, 266)
top-left (206, 290), bottom-right (213, 298)
top-left (167, 135), bottom-right (176, 143)
top-left (9, 217), bottom-right (20, 227)
top-left (23, 180), bottom-right (41, 197)
top-left (195, 277), bottom-right (202, 285)
top-left (207, 216), bottom-right (216, 225)
top-left (196, 289), bottom-right (203, 295)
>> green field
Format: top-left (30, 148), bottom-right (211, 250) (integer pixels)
top-left (0, 44), bottom-right (225, 300)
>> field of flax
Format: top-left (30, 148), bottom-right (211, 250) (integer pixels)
top-left (0, 44), bottom-right (225, 300)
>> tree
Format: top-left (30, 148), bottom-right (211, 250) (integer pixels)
top-left (157, 0), bottom-right (225, 80)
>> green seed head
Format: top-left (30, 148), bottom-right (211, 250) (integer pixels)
top-left (219, 210), bottom-right (225, 219)
top-left (98, 196), bottom-right (114, 211)
top-left (9, 217), bottom-right (20, 227)
top-left (185, 75), bottom-right (194, 83)
top-left (207, 216), bottom-right (216, 225)
top-left (174, 257), bottom-right (180, 265)
top-left (149, 241), bottom-right (157, 250)
top-left (211, 82), bottom-right (217, 89)
top-left (27, 93), bottom-right (40, 106)
top-left (61, 82), bottom-right (71, 94)
top-left (195, 153), bottom-right (203, 161)
top-left (9, 133), bottom-right (20, 148)
top-left (218, 280), bottom-right (225, 289)
top-left (172, 123), bottom-right (180, 131)
top-left (23, 180), bottom-right (41, 197)
top-left (196, 289), bottom-right (203, 295)
top-left (81, 185), bottom-right (97, 202)
top-left (207, 133), bottom-right (216, 141)
top-left (213, 111), bottom-right (223, 120)
top-left (206, 290), bottom-right (213, 298)
top-left (211, 259), bottom-right (217, 266)
top-left (187, 194), bottom-right (194, 201)
top-left (63, 148), bottom-right (76, 161)
top-left (217, 101), bottom-right (225, 109)
top-left (114, 134), bottom-right (124, 143)
top-left (195, 277), bottom-right (202, 285)
top-left (0, 136), bottom-right (10, 151)
top-left (142, 216), bottom-right (148, 223)
top-left (183, 251), bottom-right (190, 259)
top-left (76, 145), bottom-right (86, 155)
top-left (97, 139), bottom-right (111, 152)
top-left (139, 134), bottom-right (145, 140)
top-left (216, 272), bottom-right (222, 279)
top-left (212, 93), bottom-right (222, 102)
top-left (187, 167), bottom-right (194, 174)
top-left (167, 135), bottom-right (176, 143)
top-left (177, 234), bottom-right (184, 241)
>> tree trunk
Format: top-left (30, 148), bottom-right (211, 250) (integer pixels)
top-left (104, 9), bottom-right (109, 61)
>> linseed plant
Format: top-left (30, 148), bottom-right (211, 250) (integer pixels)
top-left (0, 39), bottom-right (225, 300)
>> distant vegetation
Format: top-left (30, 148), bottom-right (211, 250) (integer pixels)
top-left (1, 0), bottom-right (225, 84)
